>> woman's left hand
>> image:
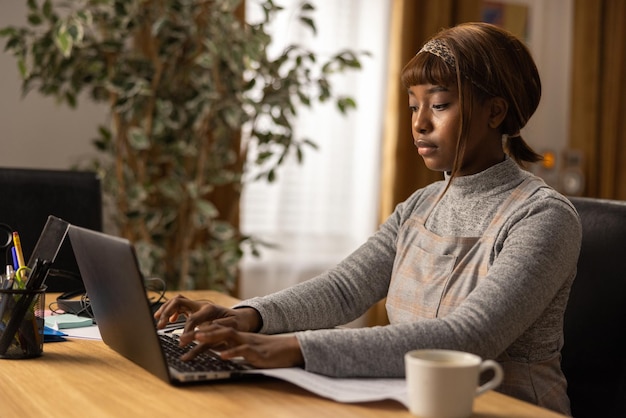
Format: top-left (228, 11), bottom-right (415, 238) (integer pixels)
top-left (178, 324), bottom-right (305, 369)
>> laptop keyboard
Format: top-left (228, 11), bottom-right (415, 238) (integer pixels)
top-left (159, 333), bottom-right (245, 373)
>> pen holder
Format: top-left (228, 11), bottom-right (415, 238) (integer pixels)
top-left (0, 287), bottom-right (46, 359)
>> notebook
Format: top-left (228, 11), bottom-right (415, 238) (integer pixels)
top-left (67, 224), bottom-right (256, 384)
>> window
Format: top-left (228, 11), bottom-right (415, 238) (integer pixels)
top-left (241, 0), bottom-right (390, 298)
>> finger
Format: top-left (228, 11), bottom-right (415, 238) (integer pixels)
top-left (155, 295), bottom-right (190, 328)
top-left (218, 344), bottom-right (273, 368)
top-left (154, 295), bottom-right (187, 317)
top-left (220, 335), bottom-right (304, 369)
top-left (179, 323), bottom-right (216, 345)
top-left (154, 294), bottom-right (187, 318)
top-left (185, 324), bottom-right (243, 348)
top-left (179, 326), bottom-right (238, 360)
top-left (182, 304), bottom-right (226, 334)
top-left (211, 316), bottom-right (239, 329)
top-left (219, 344), bottom-right (254, 361)
top-left (180, 341), bottom-right (212, 361)
top-left (182, 309), bottom-right (215, 335)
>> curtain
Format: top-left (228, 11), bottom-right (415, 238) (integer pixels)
top-left (569, 0), bottom-right (626, 200)
top-left (370, 0), bottom-right (480, 326)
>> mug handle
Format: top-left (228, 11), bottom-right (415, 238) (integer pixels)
top-left (475, 360), bottom-right (504, 397)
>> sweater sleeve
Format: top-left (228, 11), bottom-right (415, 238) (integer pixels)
top-left (235, 186), bottom-right (435, 332)
top-left (236, 202), bottom-right (403, 332)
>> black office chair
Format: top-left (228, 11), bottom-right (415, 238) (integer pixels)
top-left (562, 196), bottom-right (626, 418)
top-left (0, 167), bottom-right (102, 293)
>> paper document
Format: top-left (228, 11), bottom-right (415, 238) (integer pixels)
top-left (61, 324), bottom-right (102, 340)
top-left (245, 368), bottom-right (409, 407)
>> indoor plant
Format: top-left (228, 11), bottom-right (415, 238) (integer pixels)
top-left (1, 0), bottom-right (363, 292)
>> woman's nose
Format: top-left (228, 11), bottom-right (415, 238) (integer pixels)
top-left (413, 109), bottom-right (431, 133)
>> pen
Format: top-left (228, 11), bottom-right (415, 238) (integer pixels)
top-left (11, 247), bottom-right (19, 271)
top-left (3, 265), bottom-right (14, 289)
top-left (12, 232), bottom-right (26, 269)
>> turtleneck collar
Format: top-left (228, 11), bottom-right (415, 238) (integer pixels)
top-left (442, 157), bottom-right (528, 197)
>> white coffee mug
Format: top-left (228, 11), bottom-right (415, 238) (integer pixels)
top-left (404, 349), bottom-right (504, 418)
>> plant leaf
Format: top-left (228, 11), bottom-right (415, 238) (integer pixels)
top-left (54, 24), bottom-right (73, 57)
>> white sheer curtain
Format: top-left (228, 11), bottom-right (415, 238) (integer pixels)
top-left (240, 0), bottom-right (390, 298)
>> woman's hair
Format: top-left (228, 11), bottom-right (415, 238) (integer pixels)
top-left (400, 22), bottom-right (543, 178)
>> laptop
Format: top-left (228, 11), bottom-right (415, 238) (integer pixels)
top-left (27, 215), bottom-right (70, 269)
top-left (67, 224), bottom-right (255, 384)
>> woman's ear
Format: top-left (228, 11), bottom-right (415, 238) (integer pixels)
top-left (488, 97), bottom-right (508, 129)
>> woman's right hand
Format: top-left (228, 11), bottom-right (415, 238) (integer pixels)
top-left (153, 294), bottom-right (262, 334)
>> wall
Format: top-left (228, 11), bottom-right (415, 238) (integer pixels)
top-left (0, 3), bottom-right (105, 171)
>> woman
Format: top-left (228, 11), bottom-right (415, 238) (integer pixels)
top-left (156, 22), bottom-right (581, 414)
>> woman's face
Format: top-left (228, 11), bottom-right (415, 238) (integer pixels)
top-left (408, 83), bottom-right (504, 176)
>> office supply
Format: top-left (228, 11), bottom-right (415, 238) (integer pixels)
top-left (0, 224), bottom-right (13, 268)
top-left (0, 258), bottom-right (50, 355)
top-left (0, 285), bottom-right (46, 358)
top-left (12, 231), bottom-right (26, 268)
top-left (11, 246), bottom-right (19, 270)
top-left (0, 224), bottom-right (11, 246)
top-left (0, 290), bottom-right (566, 417)
top-left (57, 323), bottom-right (101, 340)
top-left (2, 265), bottom-right (14, 290)
top-left (14, 266), bottom-right (29, 289)
top-left (1, 265), bottom-right (11, 289)
top-left (43, 325), bottom-right (67, 342)
top-left (0, 218), bottom-right (68, 356)
top-left (44, 313), bottom-right (93, 329)
top-left (68, 225), bottom-right (256, 384)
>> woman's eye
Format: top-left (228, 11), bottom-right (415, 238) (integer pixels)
top-left (432, 103), bottom-right (449, 111)
top-left (409, 105), bottom-right (418, 112)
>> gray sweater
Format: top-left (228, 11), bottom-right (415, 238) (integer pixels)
top-left (238, 158), bottom-right (581, 382)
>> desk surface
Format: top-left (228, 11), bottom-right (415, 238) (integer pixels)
top-left (0, 291), bottom-right (566, 418)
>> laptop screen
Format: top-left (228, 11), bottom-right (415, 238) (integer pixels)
top-left (27, 215), bottom-right (70, 268)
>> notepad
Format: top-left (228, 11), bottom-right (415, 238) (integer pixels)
top-left (45, 314), bottom-right (93, 329)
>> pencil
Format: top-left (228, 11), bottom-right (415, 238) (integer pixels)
top-left (12, 232), bottom-right (26, 269)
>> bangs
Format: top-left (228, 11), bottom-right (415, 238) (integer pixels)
top-left (400, 52), bottom-right (456, 89)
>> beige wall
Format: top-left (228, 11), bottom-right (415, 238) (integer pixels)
top-left (0, 3), bottom-right (104, 170)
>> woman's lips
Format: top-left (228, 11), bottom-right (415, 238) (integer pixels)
top-left (415, 140), bottom-right (437, 156)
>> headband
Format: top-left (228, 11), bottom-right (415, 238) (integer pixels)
top-left (418, 39), bottom-right (456, 68)
top-left (418, 38), bottom-right (495, 97)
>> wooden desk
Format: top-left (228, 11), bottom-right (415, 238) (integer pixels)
top-left (0, 291), bottom-right (566, 418)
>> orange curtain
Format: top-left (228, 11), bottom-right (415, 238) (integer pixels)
top-left (569, 0), bottom-right (626, 200)
top-left (370, 0), bottom-right (480, 326)
top-left (378, 0), bottom-right (480, 223)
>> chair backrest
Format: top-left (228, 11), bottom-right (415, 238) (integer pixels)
top-left (562, 196), bottom-right (626, 418)
top-left (0, 167), bottom-right (102, 292)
